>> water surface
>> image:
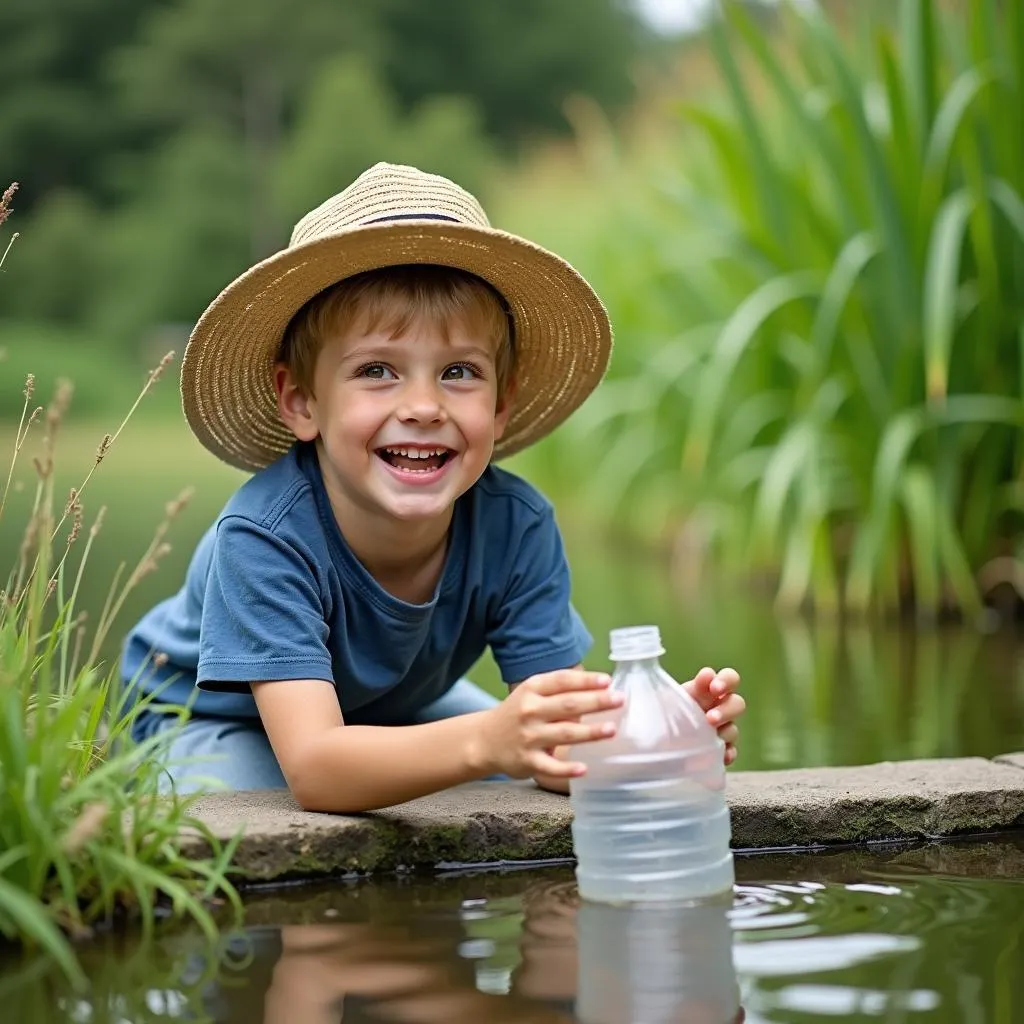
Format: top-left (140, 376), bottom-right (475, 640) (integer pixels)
top-left (5, 837), bottom-right (1024, 1022)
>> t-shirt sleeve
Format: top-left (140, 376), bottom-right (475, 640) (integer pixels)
top-left (487, 505), bottom-right (592, 684)
top-left (197, 515), bottom-right (334, 692)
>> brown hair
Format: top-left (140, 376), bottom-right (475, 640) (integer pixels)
top-left (278, 264), bottom-right (515, 396)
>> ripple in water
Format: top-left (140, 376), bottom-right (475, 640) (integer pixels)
top-left (725, 866), bottom-right (1024, 1022)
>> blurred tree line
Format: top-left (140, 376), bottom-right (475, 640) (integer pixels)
top-left (0, 0), bottom-right (649, 368)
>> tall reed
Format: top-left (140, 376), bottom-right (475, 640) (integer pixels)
top-left (555, 0), bottom-right (1024, 618)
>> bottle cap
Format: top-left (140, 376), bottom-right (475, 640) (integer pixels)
top-left (609, 625), bottom-right (665, 661)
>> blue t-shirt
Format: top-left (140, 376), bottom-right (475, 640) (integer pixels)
top-left (121, 442), bottom-right (591, 729)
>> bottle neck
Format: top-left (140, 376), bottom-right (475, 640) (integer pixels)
top-left (614, 655), bottom-right (662, 672)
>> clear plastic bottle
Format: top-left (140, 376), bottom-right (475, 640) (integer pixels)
top-left (569, 625), bottom-right (735, 904)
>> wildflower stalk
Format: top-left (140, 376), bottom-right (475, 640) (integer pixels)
top-left (0, 181), bottom-right (18, 271)
top-left (0, 231), bottom-right (18, 269)
top-left (0, 374), bottom-right (39, 525)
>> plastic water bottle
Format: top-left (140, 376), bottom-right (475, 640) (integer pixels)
top-left (569, 625), bottom-right (735, 904)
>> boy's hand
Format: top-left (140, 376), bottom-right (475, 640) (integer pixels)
top-left (683, 667), bottom-right (745, 765)
top-left (477, 669), bottom-right (624, 780)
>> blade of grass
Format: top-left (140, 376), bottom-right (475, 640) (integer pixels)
top-left (683, 271), bottom-right (819, 474)
top-left (0, 876), bottom-right (85, 990)
top-left (922, 188), bottom-right (975, 402)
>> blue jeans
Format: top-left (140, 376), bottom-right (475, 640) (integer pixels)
top-left (136, 679), bottom-right (501, 794)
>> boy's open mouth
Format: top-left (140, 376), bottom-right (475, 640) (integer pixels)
top-left (375, 446), bottom-right (454, 473)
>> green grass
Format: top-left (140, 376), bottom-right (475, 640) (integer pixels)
top-left (0, 364), bottom-right (243, 988)
top-left (0, 320), bottom-right (185, 421)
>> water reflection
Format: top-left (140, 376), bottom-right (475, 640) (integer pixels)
top-left (575, 898), bottom-right (741, 1024)
top-left (235, 881), bottom-right (743, 1024)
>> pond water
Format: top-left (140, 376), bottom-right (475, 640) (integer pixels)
top-left (4, 837), bottom-right (1024, 1023)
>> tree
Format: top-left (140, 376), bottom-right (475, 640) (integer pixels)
top-left (373, 0), bottom-right (648, 147)
top-left (274, 57), bottom-right (496, 225)
top-left (0, 0), bottom-right (164, 208)
top-left (111, 0), bottom-right (376, 258)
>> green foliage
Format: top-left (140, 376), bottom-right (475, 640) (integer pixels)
top-left (91, 126), bottom-right (252, 344)
top-left (1, 0), bottom-right (647, 336)
top-left (372, 0), bottom-right (645, 146)
top-left (0, 352), bottom-right (241, 986)
top-left (529, 0), bottom-right (1024, 618)
top-left (2, 928), bottom-right (236, 1024)
top-left (0, 0), bottom-right (159, 209)
top-left (274, 57), bottom-right (496, 226)
top-left (0, 192), bottom-right (103, 325)
top-left (5, 0), bottom-right (645, 346)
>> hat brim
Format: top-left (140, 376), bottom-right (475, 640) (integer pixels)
top-left (180, 220), bottom-right (612, 472)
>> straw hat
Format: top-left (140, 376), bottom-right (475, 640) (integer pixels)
top-left (181, 161), bottom-right (612, 471)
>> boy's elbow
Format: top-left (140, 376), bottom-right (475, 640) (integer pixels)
top-left (285, 753), bottom-right (374, 814)
top-left (289, 779), bottom-right (331, 813)
top-left (288, 774), bottom-right (356, 814)
top-left (280, 745), bottom-right (339, 813)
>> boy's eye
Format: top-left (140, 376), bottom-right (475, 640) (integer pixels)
top-left (441, 362), bottom-right (481, 382)
top-left (359, 363), bottom-right (396, 380)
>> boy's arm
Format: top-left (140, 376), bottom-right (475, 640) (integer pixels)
top-left (253, 678), bottom-right (492, 812)
top-left (253, 670), bottom-right (619, 813)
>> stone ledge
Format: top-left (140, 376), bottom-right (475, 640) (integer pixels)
top-left (994, 752), bottom-right (1024, 771)
top-left (181, 756), bottom-right (1024, 882)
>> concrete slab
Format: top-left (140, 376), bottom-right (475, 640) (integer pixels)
top-left (726, 757), bottom-right (1024, 849)
top-left (182, 782), bottom-right (574, 882)
top-left (181, 757), bottom-right (1024, 882)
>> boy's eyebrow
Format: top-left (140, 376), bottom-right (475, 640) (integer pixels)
top-left (342, 342), bottom-right (496, 363)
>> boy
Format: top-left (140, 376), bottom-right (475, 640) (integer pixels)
top-left (122, 162), bottom-right (744, 812)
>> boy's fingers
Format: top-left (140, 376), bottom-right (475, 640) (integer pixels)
top-left (530, 670), bottom-right (612, 697)
top-left (537, 689), bottom-right (622, 721)
top-left (707, 693), bottom-right (746, 725)
top-left (682, 667), bottom-right (718, 710)
top-left (711, 668), bottom-right (741, 696)
top-left (724, 744), bottom-right (738, 766)
top-left (539, 719), bottom-right (616, 747)
top-left (717, 723), bottom-right (739, 746)
top-left (529, 751), bottom-right (585, 778)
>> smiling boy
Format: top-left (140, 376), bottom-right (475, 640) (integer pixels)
top-left (122, 163), bottom-right (744, 812)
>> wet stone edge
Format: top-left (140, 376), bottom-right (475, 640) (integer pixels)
top-left (178, 755), bottom-right (1024, 883)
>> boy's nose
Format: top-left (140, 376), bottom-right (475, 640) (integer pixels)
top-left (397, 379), bottom-right (446, 423)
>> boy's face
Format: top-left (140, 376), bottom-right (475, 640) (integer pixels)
top-left (277, 314), bottom-right (511, 526)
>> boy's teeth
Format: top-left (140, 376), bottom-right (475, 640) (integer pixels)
top-left (385, 447), bottom-right (446, 459)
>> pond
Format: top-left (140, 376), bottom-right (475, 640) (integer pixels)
top-left (4, 836), bottom-right (1024, 1022)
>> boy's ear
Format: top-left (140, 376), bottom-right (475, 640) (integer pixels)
top-left (275, 363), bottom-right (320, 442)
top-left (493, 378), bottom-right (516, 441)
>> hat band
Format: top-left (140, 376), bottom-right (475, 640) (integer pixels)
top-left (363, 213), bottom-right (460, 225)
